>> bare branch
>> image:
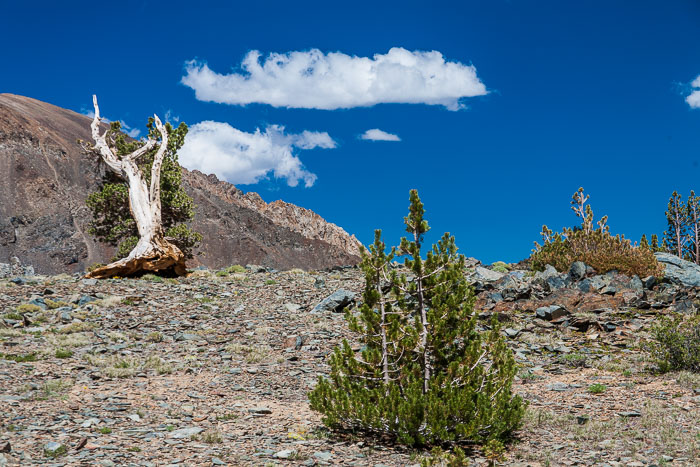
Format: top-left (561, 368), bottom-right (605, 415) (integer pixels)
top-left (90, 95), bottom-right (122, 174)
top-left (126, 138), bottom-right (157, 162)
top-left (149, 114), bottom-right (168, 213)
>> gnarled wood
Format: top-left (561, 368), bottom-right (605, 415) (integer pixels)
top-left (85, 95), bottom-right (186, 279)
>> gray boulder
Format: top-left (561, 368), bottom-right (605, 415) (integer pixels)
top-left (655, 252), bottom-right (700, 287)
top-left (535, 305), bottom-right (568, 321)
top-left (473, 266), bottom-right (505, 282)
top-left (312, 289), bottom-right (356, 313)
top-left (535, 265), bottom-right (558, 281)
top-left (568, 261), bottom-right (587, 281)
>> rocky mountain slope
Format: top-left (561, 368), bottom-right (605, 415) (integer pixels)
top-left (0, 94), bottom-right (361, 274)
top-left (0, 258), bottom-right (699, 465)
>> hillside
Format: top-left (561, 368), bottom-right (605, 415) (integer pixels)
top-left (1, 259), bottom-right (699, 465)
top-left (0, 94), bottom-right (361, 274)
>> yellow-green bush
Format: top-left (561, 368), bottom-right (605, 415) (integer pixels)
top-left (530, 188), bottom-right (662, 277)
top-left (647, 315), bottom-right (700, 373)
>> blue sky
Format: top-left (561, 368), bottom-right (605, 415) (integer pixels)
top-left (2, 0), bottom-right (700, 263)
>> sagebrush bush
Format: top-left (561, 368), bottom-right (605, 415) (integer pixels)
top-left (647, 315), bottom-right (700, 372)
top-left (309, 190), bottom-right (524, 447)
top-left (530, 188), bottom-right (662, 277)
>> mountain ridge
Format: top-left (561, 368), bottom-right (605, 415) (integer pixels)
top-left (0, 93), bottom-right (361, 274)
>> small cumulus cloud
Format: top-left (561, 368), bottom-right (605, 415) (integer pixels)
top-left (360, 129), bottom-right (401, 141)
top-left (182, 47), bottom-right (487, 111)
top-left (81, 109), bottom-right (141, 138)
top-left (178, 121), bottom-right (336, 187)
top-left (165, 110), bottom-right (180, 124)
top-left (687, 75), bottom-right (700, 108)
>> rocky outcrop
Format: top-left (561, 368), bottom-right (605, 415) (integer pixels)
top-left (472, 257), bottom-right (699, 332)
top-left (654, 252), bottom-right (700, 287)
top-left (0, 93), bottom-right (361, 274)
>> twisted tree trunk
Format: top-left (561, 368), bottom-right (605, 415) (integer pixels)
top-left (85, 95), bottom-right (186, 279)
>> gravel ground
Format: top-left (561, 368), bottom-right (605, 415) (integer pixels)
top-left (1, 267), bottom-right (699, 466)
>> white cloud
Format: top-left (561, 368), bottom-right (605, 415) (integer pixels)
top-left (178, 121), bottom-right (336, 187)
top-left (181, 47), bottom-right (487, 111)
top-left (81, 109), bottom-right (141, 138)
top-left (165, 109), bottom-right (180, 124)
top-left (360, 129), bottom-right (401, 141)
top-left (687, 75), bottom-right (700, 108)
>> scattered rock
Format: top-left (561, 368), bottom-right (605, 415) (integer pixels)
top-left (535, 305), bottom-right (568, 321)
top-left (168, 427), bottom-right (204, 439)
top-left (312, 289), bottom-right (356, 313)
top-left (274, 449), bottom-right (296, 459)
top-left (43, 441), bottom-right (66, 457)
top-left (474, 266), bottom-right (505, 282)
top-left (568, 261), bottom-right (587, 281)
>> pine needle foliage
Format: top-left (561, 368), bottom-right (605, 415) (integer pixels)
top-left (309, 190), bottom-right (524, 447)
top-left (530, 188), bottom-right (661, 277)
top-left (86, 120), bottom-right (201, 260)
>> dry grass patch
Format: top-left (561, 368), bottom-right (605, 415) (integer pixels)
top-left (226, 342), bottom-right (273, 364)
top-left (0, 329), bottom-right (23, 338)
top-left (47, 332), bottom-right (92, 348)
top-left (58, 322), bottom-right (96, 334)
top-left (520, 401), bottom-right (700, 464)
top-left (84, 354), bottom-right (173, 378)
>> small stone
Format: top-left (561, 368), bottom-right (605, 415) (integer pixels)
top-left (314, 451), bottom-right (333, 461)
top-left (81, 278), bottom-right (98, 286)
top-left (569, 261), bottom-right (587, 281)
top-left (0, 442), bottom-right (9, 453)
top-left (248, 407), bottom-right (272, 415)
top-left (168, 427), bottom-right (204, 439)
top-left (274, 449), bottom-right (296, 459)
top-left (642, 275), bottom-right (656, 289)
top-left (43, 441), bottom-right (66, 457)
top-left (78, 295), bottom-right (96, 306)
top-left (212, 458), bottom-right (226, 465)
top-left (535, 305), bottom-right (568, 321)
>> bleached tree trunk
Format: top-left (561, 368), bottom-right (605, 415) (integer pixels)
top-left (85, 95), bottom-right (186, 279)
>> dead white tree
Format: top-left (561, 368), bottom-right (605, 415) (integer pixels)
top-left (85, 95), bottom-right (186, 279)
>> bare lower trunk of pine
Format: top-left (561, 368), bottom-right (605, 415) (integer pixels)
top-left (378, 278), bottom-right (390, 387)
top-left (85, 95), bottom-right (186, 279)
top-left (414, 232), bottom-right (430, 395)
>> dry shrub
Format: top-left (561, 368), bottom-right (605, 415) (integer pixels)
top-left (530, 188), bottom-right (662, 277)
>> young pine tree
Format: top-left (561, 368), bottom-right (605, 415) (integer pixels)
top-left (663, 191), bottom-right (688, 259)
top-left (639, 234), bottom-right (650, 251)
top-left (86, 119), bottom-right (201, 260)
top-left (309, 190), bottom-right (524, 447)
